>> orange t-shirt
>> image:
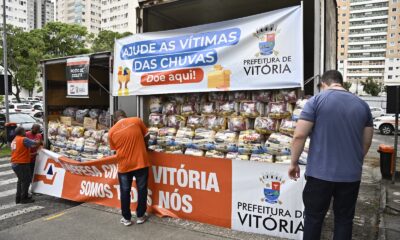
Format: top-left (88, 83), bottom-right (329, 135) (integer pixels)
top-left (11, 136), bottom-right (31, 164)
top-left (108, 117), bottom-right (149, 173)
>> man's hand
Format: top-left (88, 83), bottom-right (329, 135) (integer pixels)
top-left (288, 163), bottom-right (300, 180)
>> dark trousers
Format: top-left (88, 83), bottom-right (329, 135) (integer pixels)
top-left (118, 167), bottom-right (149, 220)
top-left (303, 176), bottom-right (361, 240)
top-left (30, 160), bottom-right (36, 181)
top-left (11, 163), bottom-right (32, 202)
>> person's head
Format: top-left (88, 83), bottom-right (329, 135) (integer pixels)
top-left (319, 70), bottom-right (344, 90)
top-left (31, 124), bottom-right (41, 135)
top-left (113, 110), bottom-right (127, 124)
top-left (15, 127), bottom-right (26, 137)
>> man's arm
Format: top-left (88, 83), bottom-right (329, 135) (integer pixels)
top-left (289, 120), bottom-right (314, 179)
top-left (23, 138), bottom-right (41, 148)
top-left (363, 127), bottom-right (373, 157)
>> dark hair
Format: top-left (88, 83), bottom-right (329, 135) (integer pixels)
top-left (320, 70), bottom-right (343, 86)
top-left (15, 127), bottom-right (26, 136)
top-left (114, 110), bottom-right (127, 120)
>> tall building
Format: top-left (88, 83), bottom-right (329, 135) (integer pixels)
top-left (338, 0), bottom-right (400, 88)
top-left (0, 0), bottom-right (29, 31)
top-left (56, 0), bottom-right (101, 34)
top-left (28, 0), bottom-right (55, 30)
top-left (101, 0), bottom-right (137, 33)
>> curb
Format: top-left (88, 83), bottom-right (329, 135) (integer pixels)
top-left (378, 181), bottom-right (387, 240)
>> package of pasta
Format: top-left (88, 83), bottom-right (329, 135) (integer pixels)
top-left (252, 91), bottom-right (273, 103)
top-left (217, 101), bottom-right (238, 116)
top-left (279, 119), bottom-right (297, 136)
top-left (148, 113), bottom-right (165, 127)
top-left (162, 102), bottom-right (180, 115)
top-left (186, 115), bottom-right (203, 129)
top-left (250, 153), bottom-right (274, 163)
top-left (229, 91), bottom-right (251, 102)
top-left (48, 122), bottom-right (59, 136)
top-left (209, 92), bottom-right (227, 102)
top-left (84, 129), bottom-right (96, 139)
top-left (166, 115), bottom-right (186, 129)
top-left (175, 127), bottom-right (195, 147)
top-left (205, 150), bottom-right (225, 158)
top-left (192, 128), bottom-right (216, 150)
top-left (149, 96), bottom-right (163, 113)
top-left (181, 103), bottom-right (198, 116)
top-left (267, 102), bottom-right (291, 119)
top-left (264, 133), bottom-right (292, 155)
top-left (275, 155), bottom-right (291, 164)
top-left (254, 117), bottom-right (278, 134)
top-left (84, 138), bottom-right (98, 153)
top-left (148, 127), bottom-right (159, 146)
top-left (148, 145), bottom-right (165, 152)
top-left (157, 127), bottom-right (177, 146)
top-left (228, 115), bottom-right (249, 132)
top-left (57, 124), bottom-right (70, 137)
top-left (91, 130), bottom-right (105, 142)
top-left (184, 148), bottom-right (204, 157)
top-left (201, 102), bottom-right (216, 115)
top-left (66, 137), bottom-right (76, 149)
top-left (238, 130), bottom-right (266, 154)
top-left (214, 130), bottom-right (239, 153)
top-left (73, 137), bottom-right (85, 152)
top-left (239, 101), bottom-right (263, 118)
top-left (101, 132), bottom-right (109, 145)
top-left (202, 115), bottom-right (226, 131)
top-left (98, 145), bottom-right (112, 155)
top-left (228, 153), bottom-right (250, 161)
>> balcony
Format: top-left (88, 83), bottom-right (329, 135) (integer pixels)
top-left (348, 38), bottom-right (386, 45)
top-left (347, 65), bottom-right (385, 69)
top-left (350, 3), bottom-right (388, 11)
top-left (346, 72), bottom-right (384, 77)
top-left (348, 44), bottom-right (387, 50)
top-left (349, 14), bottom-right (388, 22)
top-left (349, 23), bottom-right (387, 30)
top-left (348, 31), bottom-right (388, 38)
top-left (349, 27), bottom-right (387, 35)
top-left (350, 0), bottom-right (389, 6)
top-left (350, 11), bottom-right (388, 19)
top-left (348, 49), bottom-right (386, 53)
top-left (350, 7), bottom-right (389, 14)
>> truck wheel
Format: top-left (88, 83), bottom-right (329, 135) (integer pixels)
top-left (380, 124), bottom-right (394, 135)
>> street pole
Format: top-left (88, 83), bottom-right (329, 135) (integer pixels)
top-left (2, 0), bottom-right (9, 123)
top-left (392, 85), bottom-right (399, 184)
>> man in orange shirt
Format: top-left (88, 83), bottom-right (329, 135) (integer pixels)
top-left (108, 110), bottom-right (150, 226)
top-left (11, 127), bottom-right (42, 204)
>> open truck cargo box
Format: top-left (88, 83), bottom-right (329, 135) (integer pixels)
top-left (137, 0), bottom-right (337, 96)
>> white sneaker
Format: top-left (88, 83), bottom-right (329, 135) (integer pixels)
top-left (136, 215), bottom-right (148, 224)
top-left (120, 218), bottom-right (132, 226)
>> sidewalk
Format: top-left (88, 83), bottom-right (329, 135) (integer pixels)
top-left (378, 176), bottom-right (400, 240)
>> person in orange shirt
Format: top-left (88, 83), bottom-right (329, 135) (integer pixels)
top-left (108, 110), bottom-right (150, 226)
top-left (11, 127), bottom-right (42, 204)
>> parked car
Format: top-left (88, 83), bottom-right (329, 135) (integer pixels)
top-left (370, 107), bottom-right (384, 119)
top-left (31, 111), bottom-right (44, 123)
top-left (373, 114), bottom-right (400, 135)
top-left (32, 103), bottom-right (43, 111)
top-left (0, 112), bottom-right (43, 132)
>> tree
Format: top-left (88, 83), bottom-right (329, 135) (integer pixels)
top-left (343, 81), bottom-right (352, 91)
top-left (41, 22), bottom-right (90, 58)
top-left (0, 25), bottom-right (45, 102)
top-left (361, 77), bottom-right (382, 96)
top-left (90, 30), bottom-right (132, 52)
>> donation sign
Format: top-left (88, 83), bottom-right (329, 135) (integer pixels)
top-left (66, 56), bottom-right (90, 97)
top-left (113, 6), bottom-right (303, 96)
top-left (33, 149), bottom-right (305, 239)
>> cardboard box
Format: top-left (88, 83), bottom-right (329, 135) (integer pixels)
top-left (48, 115), bottom-right (60, 122)
top-left (59, 116), bottom-right (72, 126)
top-left (207, 65), bottom-right (231, 89)
top-left (84, 117), bottom-right (97, 130)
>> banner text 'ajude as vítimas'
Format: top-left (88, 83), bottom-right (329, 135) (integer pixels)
top-left (113, 6), bottom-right (303, 96)
top-left (32, 149), bottom-right (304, 239)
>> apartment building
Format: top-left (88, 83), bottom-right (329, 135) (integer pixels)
top-left (0, 0), bottom-right (29, 31)
top-left (27, 0), bottom-right (55, 30)
top-left (56, 0), bottom-right (101, 34)
top-left (338, 0), bottom-right (400, 88)
top-left (101, 0), bottom-right (137, 33)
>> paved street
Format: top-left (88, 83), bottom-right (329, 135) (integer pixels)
top-left (0, 157), bottom-right (79, 232)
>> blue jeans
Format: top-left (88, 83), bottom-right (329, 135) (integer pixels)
top-left (118, 167), bottom-right (149, 220)
top-left (303, 176), bottom-right (360, 240)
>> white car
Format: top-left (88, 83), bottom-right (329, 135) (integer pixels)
top-left (373, 114), bottom-right (400, 135)
top-left (370, 107), bottom-right (384, 119)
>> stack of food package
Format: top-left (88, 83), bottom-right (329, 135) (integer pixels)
top-left (47, 106), bottom-right (114, 161)
top-left (145, 90), bottom-right (314, 164)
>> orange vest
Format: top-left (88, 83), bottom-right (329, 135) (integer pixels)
top-left (11, 136), bottom-right (31, 164)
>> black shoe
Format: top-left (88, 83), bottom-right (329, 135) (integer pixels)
top-left (16, 198), bottom-right (21, 204)
top-left (20, 198), bottom-right (35, 204)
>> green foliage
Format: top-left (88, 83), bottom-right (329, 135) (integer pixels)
top-left (343, 81), bottom-right (352, 91)
top-left (361, 77), bottom-right (383, 96)
top-left (90, 30), bottom-right (132, 52)
top-left (41, 22), bottom-right (90, 58)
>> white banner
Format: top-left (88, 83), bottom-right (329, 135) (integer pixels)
top-left (32, 149), bottom-right (65, 197)
top-left (231, 160), bottom-right (305, 239)
top-left (113, 6), bottom-right (303, 96)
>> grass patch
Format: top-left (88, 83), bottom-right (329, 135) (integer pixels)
top-left (0, 146), bottom-right (11, 157)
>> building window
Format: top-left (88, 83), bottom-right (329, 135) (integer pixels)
top-left (341, 45), bottom-right (345, 48)
top-left (388, 75), bottom-right (393, 79)
top-left (341, 37), bottom-right (344, 40)
top-left (391, 24), bottom-right (397, 29)
top-left (341, 29), bottom-right (345, 33)
top-left (390, 50), bottom-right (395, 54)
top-left (393, 8), bottom-right (397, 12)
top-left (390, 41), bottom-right (395, 46)
top-left (391, 33), bottom-right (396, 38)
top-left (341, 53), bottom-right (344, 56)
top-left (342, 21), bottom-right (345, 25)
top-left (392, 16), bottom-right (397, 21)
top-left (389, 67), bottom-right (393, 70)
top-left (342, 13), bottom-right (346, 17)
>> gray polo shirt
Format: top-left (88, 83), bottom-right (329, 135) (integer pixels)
top-left (300, 89), bottom-right (373, 182)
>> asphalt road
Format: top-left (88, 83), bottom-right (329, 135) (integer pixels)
top-left (0, 157), bottom-right (79, 232)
